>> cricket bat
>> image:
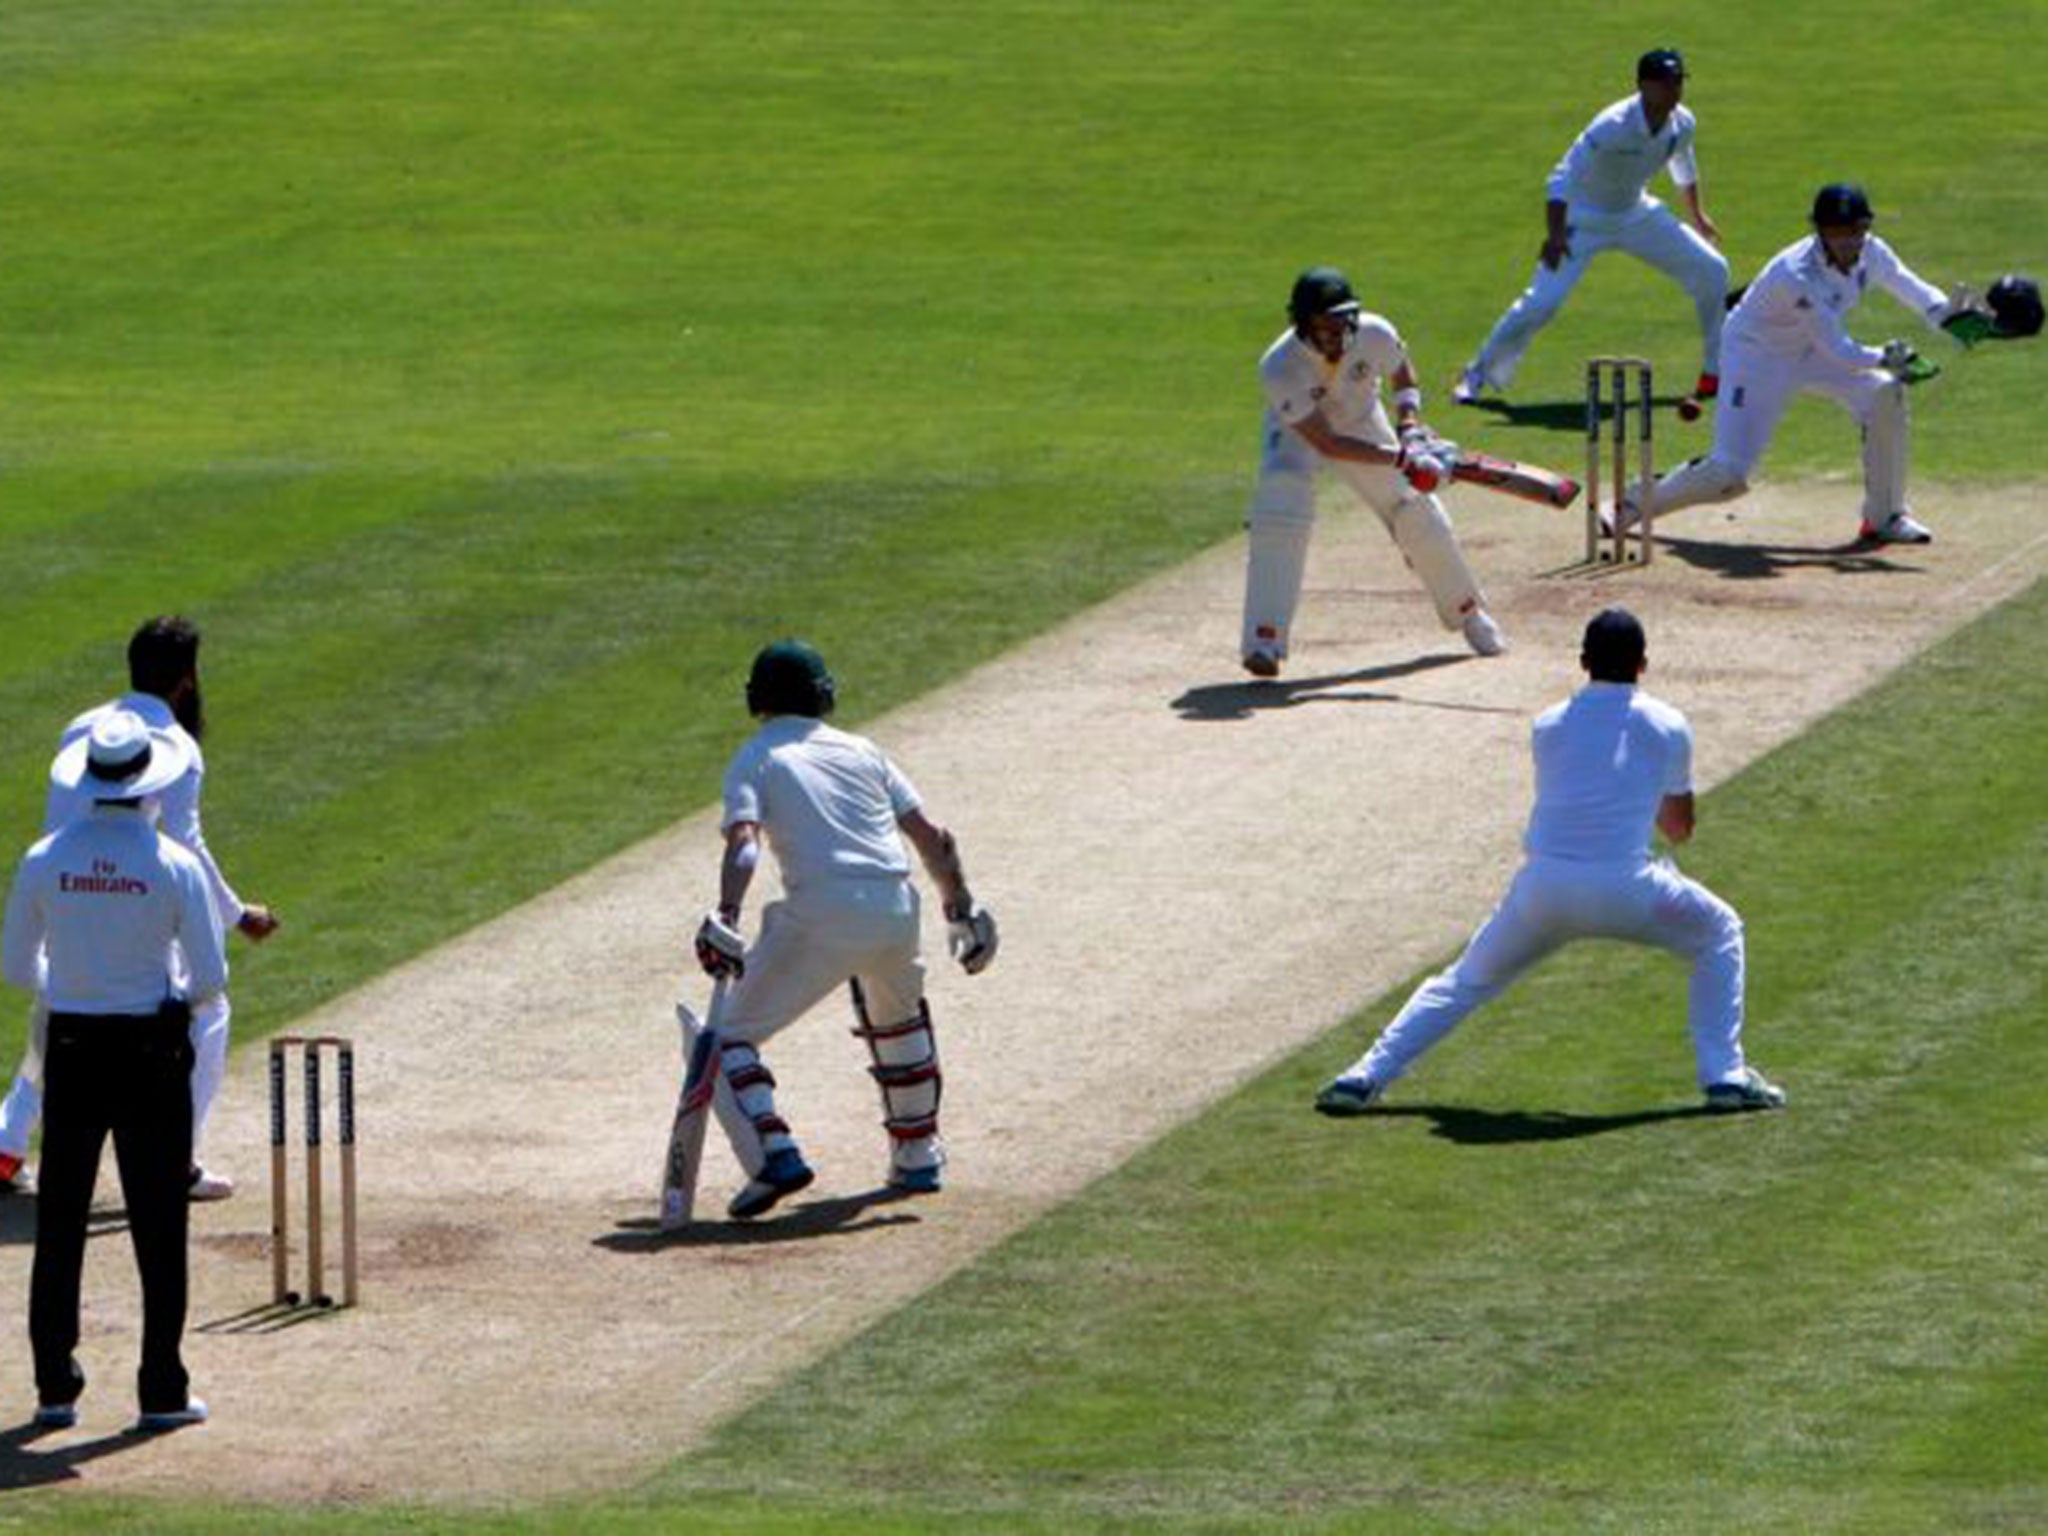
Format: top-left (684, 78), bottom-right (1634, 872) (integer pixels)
top-left (660, 979), bottom-right (727, 1230)
top-left (1450, 451), bottom-right (1581, 509)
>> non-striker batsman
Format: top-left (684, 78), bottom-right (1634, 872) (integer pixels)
top-left (688, 642), bottom-right (997, 1220)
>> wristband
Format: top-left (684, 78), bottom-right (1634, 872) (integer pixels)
top-left (1392, 386), bottom-right (1423, 414)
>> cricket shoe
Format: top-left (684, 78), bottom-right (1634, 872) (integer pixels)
top-left (728, 1146), bottom-right (815, 1220)
top-left (1703, 1067), bottom-right (1787, 1113)
top-left (1859, 512), bottom-right (1933, 546)
top-left (0, 1152), bottom-right (33, 1197)
top-left (1451, 366), bottom-right (1490, 406)
top-left (1462, 610), bottom-right (1509, 657)
top-left (1314, 1076), bottom-right (1387, 1116)
top-left (131, 1398), bottom-right (208, 1434)
top-left (32, 1402), bottom-right (78, 1431)
top-left (187, 1166), bottom-right (235, 1202)
top-left (1242, 650), bottom-right (1282, 680)
top-left (889, 1164), bottom-right (943, 1196)
top-left (1598, 493), bottom-right (1644, 539)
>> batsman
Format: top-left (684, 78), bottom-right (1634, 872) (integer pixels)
top-left (687, 641), bottom-right (997, 1220)
top-left (1240, 266), bottom-right (1510, 678)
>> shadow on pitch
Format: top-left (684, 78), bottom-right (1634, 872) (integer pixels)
top-left (0, 1420), bottom-right (156, 1490)
top-left (596, 1185), bottom-right (925, 1251)
top-left (1172, 653), bottom-right (1516, 723)
top-left (0, 1198), bottom-right (135, 1250)
top-left (1654, 532), bottom-right (1925, 581)
top-left (1362, 1103), bottom-right (1719, 1143)
top-left (198, 1299), bottom-right (350, 1336)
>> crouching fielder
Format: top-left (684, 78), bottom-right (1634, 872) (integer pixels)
top-left (1637, 183), bottom-right (1965, 546)
top-left (1315, 610), bottom-right (1784, 1117)
top-left (1241, 266), bottom-right (1507, 678)
top-left (690, 641), bottom-right (997, 1220)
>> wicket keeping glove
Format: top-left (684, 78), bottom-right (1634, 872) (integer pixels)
top-left (1880, 340), bottom-right (1941, 386)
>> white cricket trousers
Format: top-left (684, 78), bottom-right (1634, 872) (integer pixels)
top-left (1343, 855), bottom-right (1749, 1091)
top-left (721, 881), bottom-right (926, 1046)
top-left (1242, 455), bottom-right (1485, 661)
top-left (718, 878), bottom-right (941, 1174)
top-left (1694, 336), bottom-right (1910, 523)
top-left (1471, 201), bottom-right (1728, 389)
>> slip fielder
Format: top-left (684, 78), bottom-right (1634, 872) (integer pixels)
top-left (1454, 47), bottom-right (1728, 410)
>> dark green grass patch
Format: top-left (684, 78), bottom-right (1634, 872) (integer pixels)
top-left (0, 1), bottom-right (2044, 1527)
top-left (629, 577), bottom-right (2048, 1534)
top-left (3, 0), bottom-right (2044, 1059)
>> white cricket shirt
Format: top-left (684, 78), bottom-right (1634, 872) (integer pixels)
top-left (1727, 233), bottom-right (1947, 369)
top-left (1546, 95), bottom-right (1699, 217)
top-left (47, 693), bottom-right (245, 926)
top-left (722, 717), bottom-right (921, 895)
top-left (1523, 683), bottom-right (1693, 863)
top-left (2, 805), bottom-right (228, 1014)
top-left (1257, 315), bottom-right (1408, 450)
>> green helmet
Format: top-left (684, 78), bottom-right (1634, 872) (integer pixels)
top-left (746, 640), bottom-right (836, 718)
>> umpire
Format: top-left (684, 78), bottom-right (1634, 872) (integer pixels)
top-left (0, 710), bottom-right (226, 1433)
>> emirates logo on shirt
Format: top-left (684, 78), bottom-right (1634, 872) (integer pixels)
top-left (59, 857), bottom-right (149, 897)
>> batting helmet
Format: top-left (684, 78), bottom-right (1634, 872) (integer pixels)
top-left (746, 640), bottom-right (836, 719)
top-left (1810, 183), bottom-right (1874, 228)
top-left (1987, 274), bottom-right (2044, 338)
top-left (1288, 266), bottom-right (1362, 329)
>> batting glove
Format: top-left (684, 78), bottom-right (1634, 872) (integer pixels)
top-left (694, 911), bottom-right (747, 979)
top-left (946, 903), bottom-right (999, 976)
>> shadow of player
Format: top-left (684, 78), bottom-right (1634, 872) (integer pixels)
top-left (1356, 1103), bottom-right (1721, 1144)
top-left (1173, 653), bottom-right (1507, 723)
top-left (1456, 395), bottom-right (1689, 432)
top-left (595, 1185), bottom-right (926, 1251)
top-left (1654, 532), bottom-right (1926, 581)
top-left (0, 1419), bottom-right (157, 1491)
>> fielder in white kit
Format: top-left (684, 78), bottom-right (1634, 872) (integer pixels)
top-left (691, 641), bottom-right (998, 1220)
top-left (0, 617), bottom-right (278, 1203)
top-left (1315, 609), bottom-right (1784, 1116)
top-left (1454, 48), bottom-right (1727, 407)
top-left (1629, 183), bottom-right (1965, 546)
top-left (1242, 266), bottom-right (1507, 678)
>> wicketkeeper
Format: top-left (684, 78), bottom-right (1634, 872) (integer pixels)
top-left (1628, 183), bottom-right (2012, 546)
top-left (690, 641), bottom-right (997, 1220)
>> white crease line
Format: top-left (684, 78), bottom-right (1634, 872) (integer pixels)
top-left (1941, 523), bottom-right (2048, 606)
top-left (685, 1290), bottom-right (843, 1396)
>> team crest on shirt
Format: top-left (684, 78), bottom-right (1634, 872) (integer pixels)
top-left (1309, 385), bottom-right (1326, 400)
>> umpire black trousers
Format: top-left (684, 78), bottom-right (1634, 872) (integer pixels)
top-left (31, 1005), bottom-right (194, 1414)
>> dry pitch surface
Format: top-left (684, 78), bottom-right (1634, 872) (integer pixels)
top-left (3, 480), bottom-right (2045, 1505)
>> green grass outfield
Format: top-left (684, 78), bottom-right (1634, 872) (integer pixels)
top-left (0, 0), bottom-right (2043, 1527)
top-left (23, 543), bottom-right (2048, 1533)
top-left (2, 0), bottom-right (2043, 1038)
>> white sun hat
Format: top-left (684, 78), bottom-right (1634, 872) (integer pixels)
top-left (50, 710), bottom-right (190, 803)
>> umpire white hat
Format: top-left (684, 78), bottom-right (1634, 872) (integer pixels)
top-left (50, 710), bottom-right (190, 803)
